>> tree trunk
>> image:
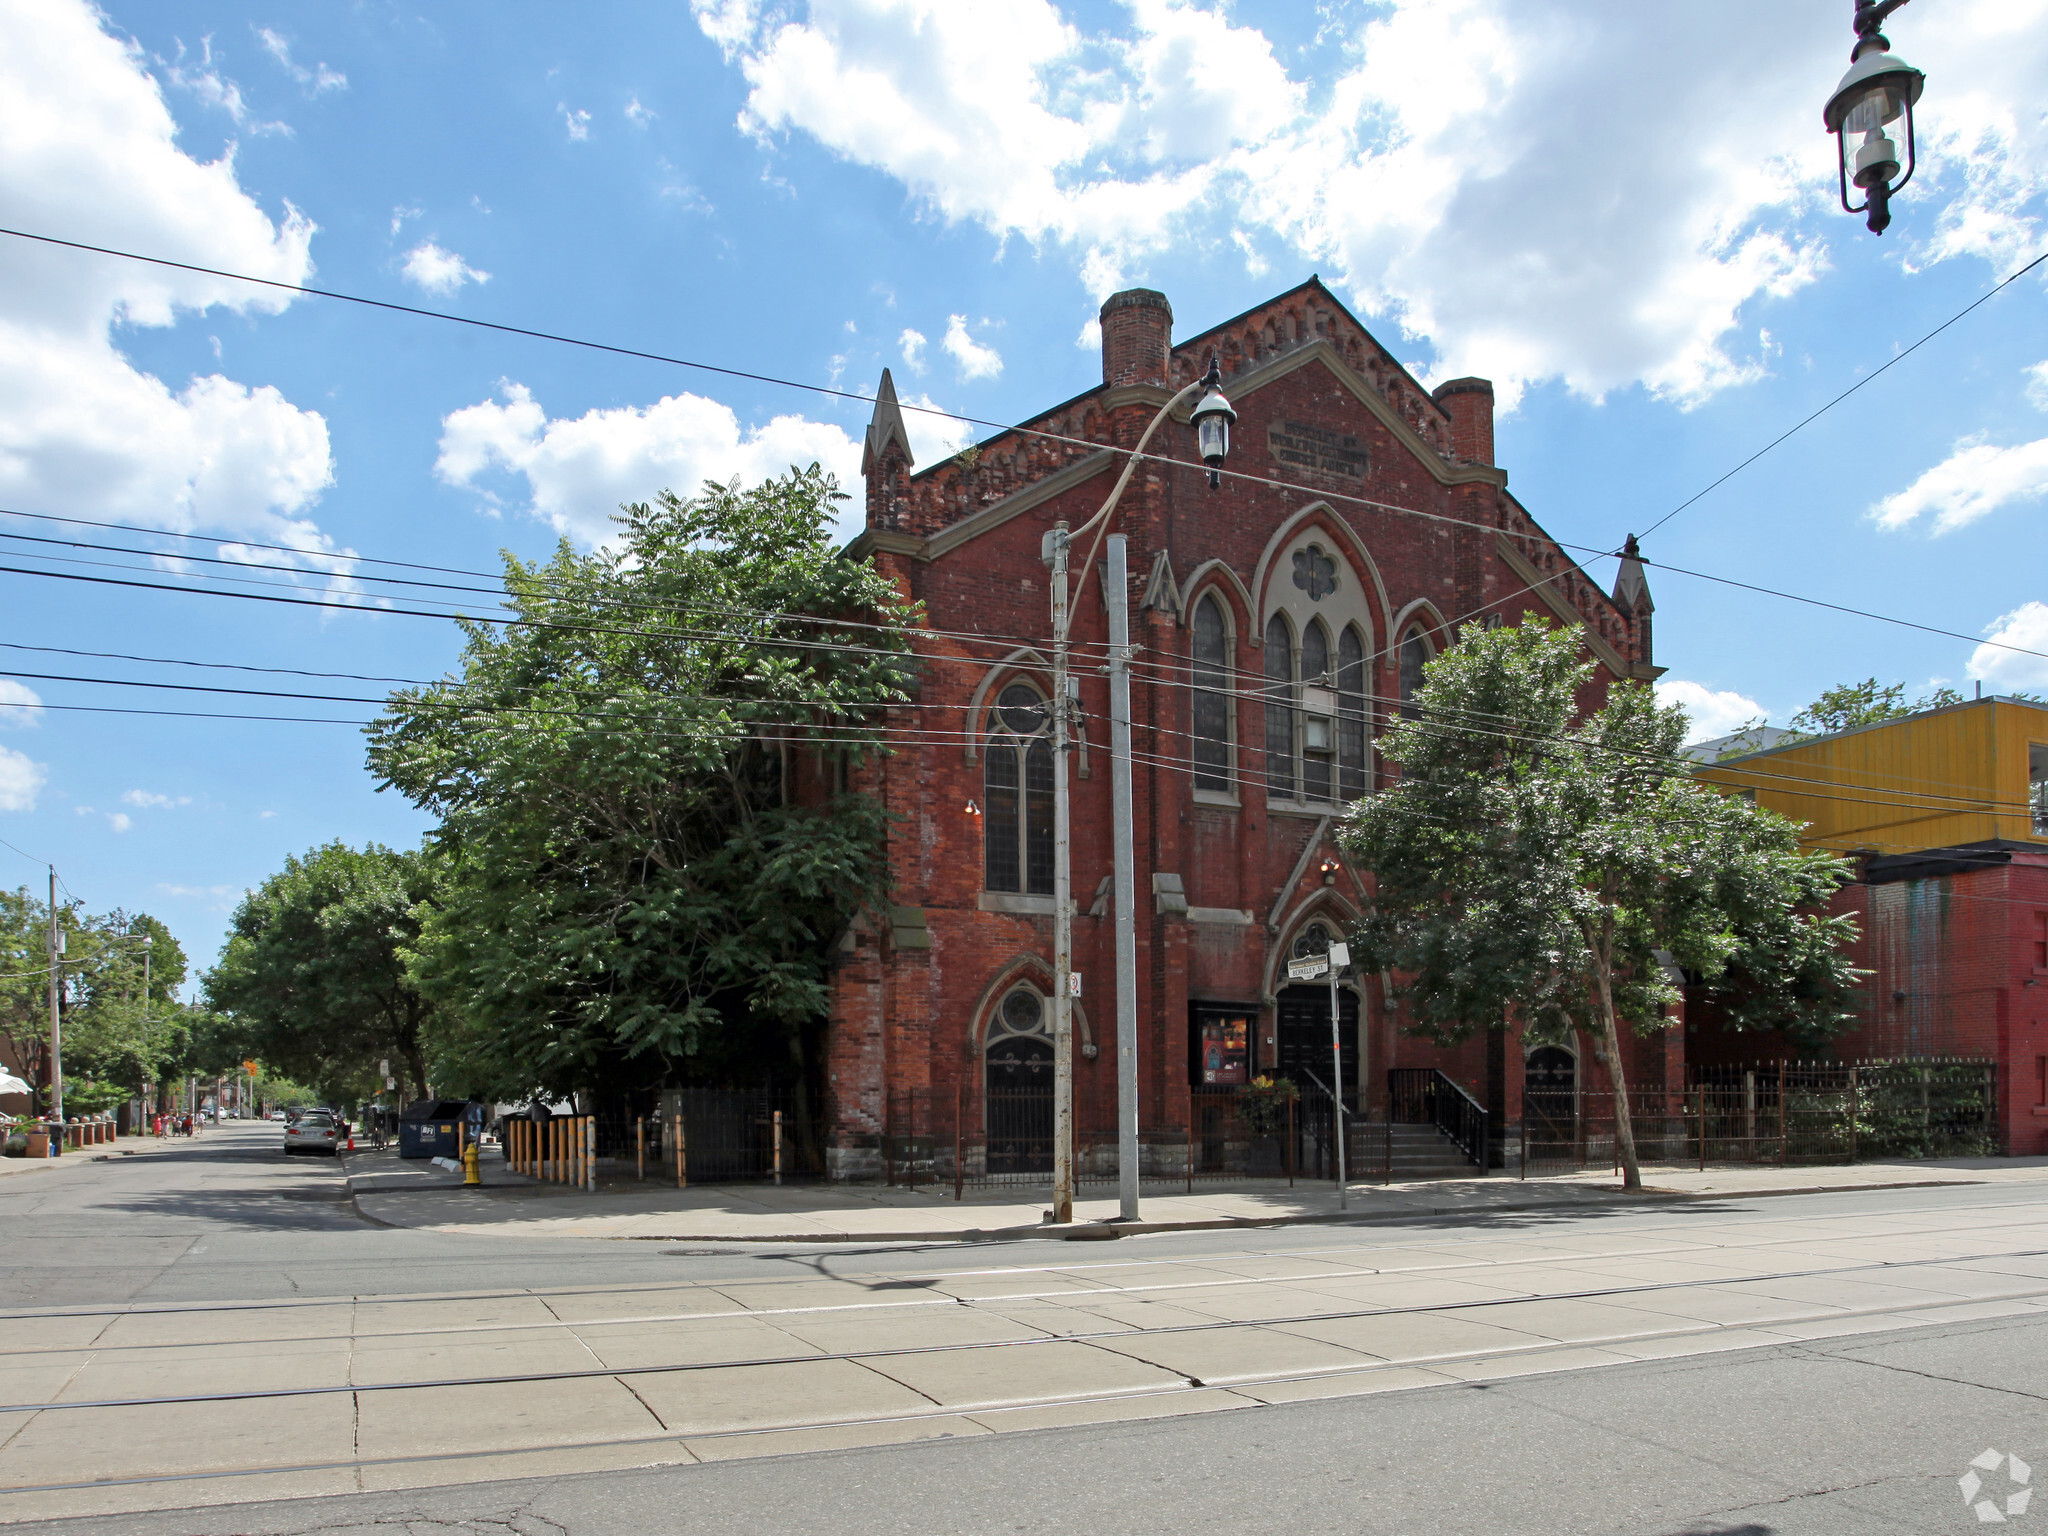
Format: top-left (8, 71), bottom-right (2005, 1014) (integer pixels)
top-left (1593, 969), bottom-right (1642, 1190)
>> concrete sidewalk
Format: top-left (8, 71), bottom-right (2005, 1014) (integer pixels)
top-left (345, 1149), bottom-right (2048, 1243)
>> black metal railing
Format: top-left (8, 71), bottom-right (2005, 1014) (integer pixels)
top-left (1387, 1067), bottom-right (1488, 1167)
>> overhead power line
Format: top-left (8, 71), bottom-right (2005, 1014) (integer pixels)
top-left (11, 224), bottom-right (2039, 651)
top-left (1639, 247), bottom-right (2048, 540)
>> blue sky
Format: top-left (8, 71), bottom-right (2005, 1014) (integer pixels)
top-left (0, 0), bottom-right (2044, 985)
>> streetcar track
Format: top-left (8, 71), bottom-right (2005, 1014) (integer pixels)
top-left (6, 1225), bottom-right (2046, 1360)
top-left (1, 1194), bottom-right (2040, 1326)
top-left (6, 1245), bottom-right (2047, 1416)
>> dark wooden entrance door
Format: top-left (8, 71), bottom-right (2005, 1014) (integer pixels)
top-left (985, 1036), bottom-right (1053, 1174)
top-left (1276, 985), bottom-right (1359, 1111)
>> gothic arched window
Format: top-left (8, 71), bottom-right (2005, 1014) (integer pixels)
top-left (1337, 624), bottom-right (1367, 800)
top-left (1191, 594), bottom-right (1231, 793)
top-left (1263, 613), bottom-right (1294, 798)
top-left (1398, 626), bottom-right (1432, 715)
top-left (1300, 619), bottom-right (1332, 802)
top-left (984, 683), bottom-right (1053, 895)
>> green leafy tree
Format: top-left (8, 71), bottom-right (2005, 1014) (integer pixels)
top-left (1787, 677), bottom-right (1967, 736)
top-left (0, 894), bottom-right (197, 1116)
top-left (204, 843), bottom-right (439, 1104)
top-left (62, 912), bottom-right (190, 1110)
top-left (1341, 619), bottom-right (1863, 1190)
top-left (365, 467), bottom-right (917, 1108)
top-left (0, 887), bottom-right (55, 1100)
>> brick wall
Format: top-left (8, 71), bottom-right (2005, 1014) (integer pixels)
top-left (826, 278), bottom-right (1647, 1168)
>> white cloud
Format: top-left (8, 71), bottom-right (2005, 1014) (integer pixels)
top-left (161, 36), bottom-right (248, 124)
top-left (942, 315), bottom-right (1002, 381)
top-left (898, 328), bottom-right (927, 375)
top-left (0, 682), bottom-right (42, 728)
top-left (561, 103), bottom-right (592, 141)
top-left (122, 789), bottom-right (192, 809)
top-left (1076, 316), bottom-right (1101, 351)
top-left (436, 382), bottom-right (863, 545)
top-left (0, 745), bottom-right (44, 812)
top-left (1871, 435), bottom-right (2048, 534)
top-left (400, 241), bottom-right (491, 295)
top-left (2027, 360), bottom-right (2048, 411)
top-left (158, 882), bottom-right (237, 899)
top-left (255, 27), bottom-right (345, 93)
top-left (0, 1), bottom-right (345, 573)
top-left (106, 811), bottom-right (132, 834)
top-left (625, 95), bottom-right (655, 126)
top-left (1656, 679), bottom-right (1768, 745)
top-left (1968, 601), bottom-right (2048, 693)
top-left (696, 0), bottom-right (2048, 407)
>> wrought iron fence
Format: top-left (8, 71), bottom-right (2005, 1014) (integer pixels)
top-left (1517, 1059), bottom-right (1998, 1177)
top-left (879, 1083), bottom-right (1382, 1196)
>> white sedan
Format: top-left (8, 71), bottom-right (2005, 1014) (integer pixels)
top-left (283, 1115), bottom-right (340, 1156)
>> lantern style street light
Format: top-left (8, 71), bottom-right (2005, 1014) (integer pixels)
top-left (1824, 0), bottom-right (1926, 236)
top-left (1042, 349), bottom-right (1233, 1225)
top-left (1189, 358), bottom-right (1238, 488)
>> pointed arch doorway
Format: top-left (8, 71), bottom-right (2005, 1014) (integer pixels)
top-left (985, 985), bottom-right (1053, 1175)
top-left (1275, 921), bottom-right (1360, 1112)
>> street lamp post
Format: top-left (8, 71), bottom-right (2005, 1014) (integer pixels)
top-left (1045, 355), bottom-right (1234, 1224)
top-left (1825, 0), bottom-right (1926, 236)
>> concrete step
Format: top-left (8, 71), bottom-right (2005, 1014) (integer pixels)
top-left (1376, 1123), bottom-right (1485, 1178)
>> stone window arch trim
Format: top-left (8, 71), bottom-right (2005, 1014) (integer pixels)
top-left (1177, 559), bottom-right (1255, 633)
top-left (1260, 892), bottom-right (1368, 1006)
top-left (1247, 502), bottom-right (1392, 649)
top-left (961, 648), bottom-right (1052, 764)
top-left (1387, 599), bottom-right (1454, 670)
top-left (963, 954), bottom-right (1097, 1061)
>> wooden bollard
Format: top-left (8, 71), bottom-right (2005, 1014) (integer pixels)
top-left (773, 1109), bottom-right (783, 1186)
top-left (637, 1116), bottom-right (645, 1180)
top-left (674, 1114), bottom-right (686, 1189)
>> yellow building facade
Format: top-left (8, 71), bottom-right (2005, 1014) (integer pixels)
top-left (1696, 696), bottom-right (2048, 858)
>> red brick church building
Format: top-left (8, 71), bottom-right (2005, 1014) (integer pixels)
top-left (821, 279), bottom-right (1671, 1178)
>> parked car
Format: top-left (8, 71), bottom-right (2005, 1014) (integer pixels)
top-left (268, 1110), bottom-right (286, 1121)
top-left (283, 1113), bottom-right (340, 1157)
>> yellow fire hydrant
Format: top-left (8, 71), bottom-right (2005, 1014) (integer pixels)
top-left (462, 1136), bottom-right (482, 1187)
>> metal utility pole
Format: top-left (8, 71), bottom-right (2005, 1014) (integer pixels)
top-left (1048, 521), bottom-right (1075, 1225)
top-left (1041, 355), bottom-right (1235, 1226)
top-left (46, 866), bottom-right (61, 1127)
top-left (1107, 534), bottom-right (1140, 1223)
top-left (1328, 940), bottom-right (1350, 1211)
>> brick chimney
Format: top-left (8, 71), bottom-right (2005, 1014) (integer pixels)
top-left (1431, 376), bottom-right (1495, 466)
top-left (1099, 289), bottom-right (1173, 388)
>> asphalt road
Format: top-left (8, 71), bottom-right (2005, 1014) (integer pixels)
top-left (4, 1124), bottom-right (2045, 1534)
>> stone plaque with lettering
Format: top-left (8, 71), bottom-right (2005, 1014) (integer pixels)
top-left (1267, 420), bottom-right (1368, 481)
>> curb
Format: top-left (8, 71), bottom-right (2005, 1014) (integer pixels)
top-left (592, 1178), bottom-right (1992, 1244)
top-left (342, 1175), bottom-right (1998, 1246)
